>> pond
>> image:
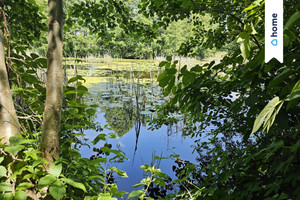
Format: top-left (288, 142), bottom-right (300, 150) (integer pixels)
top-left (65, 58), bottom-right (200, 194)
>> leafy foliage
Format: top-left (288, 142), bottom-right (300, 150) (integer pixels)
top-left (1, 0), bottom-right (299, 199)
top-left (142, 0), bottom-right (300, 199)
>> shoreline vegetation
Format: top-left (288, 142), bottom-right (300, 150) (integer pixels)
top-left (63, 52), bottom-right (226, 88)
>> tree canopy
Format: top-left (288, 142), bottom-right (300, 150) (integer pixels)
top-left (144, 0), bottom-right (300, 199)
top-left (0, 0), bottom-right (299, 199)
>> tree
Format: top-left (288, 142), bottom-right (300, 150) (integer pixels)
top-left (0, 1), bottom-right (155, 199)
top-left (40, 0), bottom-right (64, 168)
top-left (0, 0), bottom-right (45, 144)
top-left (0, 32), bottom-right (20, 144)
top-left (141, 0), bottom-right (300, 199)
top-left (0, 0), bottom-right (298, 199)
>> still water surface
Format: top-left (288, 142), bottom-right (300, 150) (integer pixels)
top-left (66, 59), bottom-right (198, 193)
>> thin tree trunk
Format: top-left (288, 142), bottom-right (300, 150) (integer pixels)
top-left (41, 0), bottom-right (64, 168)
top-left (0, 31), bottom-right (20, 144)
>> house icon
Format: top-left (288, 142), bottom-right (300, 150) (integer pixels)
top-left (271, 39), bottom-right (278, 46)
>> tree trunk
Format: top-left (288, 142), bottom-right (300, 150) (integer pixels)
top-left (0, 31), bottom-right (20, 144)
top-left (41, 0), bottom-right (64, 168)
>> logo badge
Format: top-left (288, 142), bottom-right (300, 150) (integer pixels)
top-left (265, 0), bottom-right (283, 63)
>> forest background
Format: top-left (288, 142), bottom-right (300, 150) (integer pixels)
top-left (0, 0), bottom-right (299, 200)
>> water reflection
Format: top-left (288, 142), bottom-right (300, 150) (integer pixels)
top-left (65, 59), bottom-right (197, 192)
top-left (65, 59), bottom-right (190, 148)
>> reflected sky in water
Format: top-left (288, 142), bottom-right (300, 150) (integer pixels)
top-left (66, 59), bottom-right (199, 193)
top-left (81, 111), bottom-right (197, 193)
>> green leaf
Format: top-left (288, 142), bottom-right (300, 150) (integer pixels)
top-left (38, 174), bottom-right (57, 189)
top-left (110, 183), bottom-right (127, 198)
top-left (30, 53), bottom-right (39, 60)
top-left (64, 90), bottom-right (76, 95)
top-left (50, 162), bottom-right (62, 177)
top-left (98, 193), bottom-right (118, 200)
top-left (0, 182), bottom-right (12, 192)
top-left (109, 167), bottom-right (128, 178)
top-left (251, 97), bottom-right (282, 134)
top-left (158, 61), bottom-right (168, 67)
top-left (92, 133), bottom-right (106, 145)
top-left (15, 191), bottom-right (27, 200)
top-left (35, 58), bottom-right (47, 68)
top-left (24, 148), bottom-right (39, 160)
top-left (166, 68), bottom-right (177, 75)
top-left (127, 190), bottom-right (143, 199)
top-left (159, 74), bottom-right (172, 88)
top-left (77, 85), bottom-right (88, 93)
top-left (290, 80), bottom-right (300, 93)
top-left (68, 75), bottom-right (85, 84)
top-left (86, 108), bottom-right (96, 116)
top-left (284, 11), bottom-right (300, 30)
top-left (262, 101), bottom-right (284, 133)
top-left (0, 166), bottom-right (7, 177)
top-left (243, 4), bottom-right (257, 12)
top-left (0, 157), bottom-right (3, 163)
top-left (190, 65), bottom-right (202, 72)
top-left (166, 56), bottom-right (172, 62)
top-left (4, 145), bottom-right (25, 156)
top-left (49, 180), bottom-right (66, 200)
top-left (23, 174), bottom-right (33, 180)
top-left (132, 183), bottom-right (144, 188)
top-left (9, 136), bottom-right (23, 146)
top-left (154, 0), bottom-right (164, 7)
top-left (286, 98), bottom-right (299, 110)
top-left (170, 154), bottom-right (180, 159)
top-left (153, 178), bottom-right (166, 187)
top-left (153, 156), bottom-right (167, 160)
top-left (0, 193), bottom-right (13, 200)
top-left (236, 32), bottom-right (250, 61)
top-left (20, 139), bottom-right (37, 145)
top-left (16, 182), bottom-right (34, 190)
top-left (285, 91), bottom-right (300, 102)
top-left (153, 171), bottom-right (169, 179)
top-left (61, 178), bottom-right (87, 192)
top-left (244, 23), bottom-right (257, 35)
top-left (268, 68), bottom-right (293, 88)
top-left (140, 164), bottom-right (152, 172)
top-left (102, 148), bottom-right (127, 160)
top-left (23, 74), bottom-right (39, 84)
top-left (182, 72), bottom-right (196, 86)
top-left (285, 80), bottom-right (300, 101)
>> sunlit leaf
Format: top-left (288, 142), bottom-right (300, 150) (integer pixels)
top-left (16, 182), bottom-right (34, 190)
top-left (15, 191), bottom-right (27, 200)
top-left (0, 183), bottom-right (12, 192)
top-left (61, 178), bottom-right (87, 192)
top-left (236, 32), bottom-right (250, 61)
top-left (98, 193), bottom-right (117, 200)
top-left (127, 190), bottom-right (143, 199)
top-left (38, 174), bottom-right (57, 189)
top-left (109, 167), bottom-right (128, 178)
top-left (251, 97), bottom-right (282, 134)
top-left (50, 162), bottom-right (62, 177)
top-left (92, 134), bottom-right (106, 145)
top-left (49, 180), bottom-right (66, 200)
top-left (4, 145), bottom-right (25, 156)
top-left (285, 80), bottom-right (300, 101)
top-left (0, 166), bottom-right (7, 177)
